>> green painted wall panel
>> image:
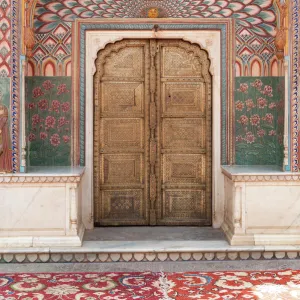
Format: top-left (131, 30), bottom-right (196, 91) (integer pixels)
top-left (25, 76), bottom-right (72, 166)
top-left (235, 77), bottom-right (284, 166)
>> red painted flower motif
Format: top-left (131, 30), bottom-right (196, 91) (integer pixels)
top-left (238, 115), bottom-right (248, 125)
top-left (262, 85), bottom-right (273, 97)
top-left (57, 84), bottom-right (69, 95)
top-left (42, 80), bottom-right (54, 90)
top-left (269, 102), bottom-right (276, 109)
top-left (28, 102), bottom-right (35, 110)
top-left (269, 130), bottom-right (276, 136)
top-left (52, 100), bottom-right (60, 112)
top-left (264, 113), bottom-right (273, 124)
top-left (38, 99), bottom-right (48, 111)
top-left (61, 102), bottom-right (71, 113)
top-left (50, 134), bottom-right (60, 147)
top-left (58, 117), bottom-right (66, 127)
top-left (32, 114), bottom-right (40, 126)
top-left (245, 132), bottom-right (255, 144)
top-left (236, 135), bottom-right (244, 142)
top-left (235, 101), bottom-right (244, 111)
top-left (245, 99), bottom-right (255, 111)
top-left (28, 133), bottom-right (36, 142)
top-left (40, 132), bottom-right (48, 140)
top-left (250, 114), bottom-right (260, 126)
top-left (63, 135), bottom-right (70, 143)
top-left (251, 79), bottom-right (263, 90)
top-left (278, 116), bottom-right (284, 125)
top-left (238, 83), bottom-right (248, 93)
top-left (45, 116), bottom-right (56, 128)
top-left (32, 87), bottom-right (44, 98)
top-left (257, 129), bottom-right (266, 137)
top-left (257, 97), bottom-right (267, 109)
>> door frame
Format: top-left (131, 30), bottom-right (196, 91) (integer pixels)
top-left (72, 19), bottom-right (235, 230)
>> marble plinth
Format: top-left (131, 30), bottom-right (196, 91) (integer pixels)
top-left (222, 166), bottom-right (300, 246)
top-left (0, 168), bottom-right (85, 247)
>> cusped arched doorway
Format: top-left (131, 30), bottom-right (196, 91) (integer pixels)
top-left (93, 39), bottom-right (212, 226)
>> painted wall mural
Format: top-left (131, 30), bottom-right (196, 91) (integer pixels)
top-left (235, 77), bottom-right (284, 166)
top-left (29, 0), bottom-right (278, 76)
top-left (235, 24), bottom-right (278, 76)
top-left (25, 77), bottom-right (72, 166)
top-left (20, 0), bottom-right (297, 169)
top-left (34, 0), bottom-right (276, 35)
top-left (0, 0), bottom-right (10, 77)
top-left (0, 78), bottom-right (12, 172)
top-left (28, 22), bottom-right (72, 76)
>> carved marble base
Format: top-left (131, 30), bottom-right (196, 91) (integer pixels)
top-left (0, 169), bottom-right (85, 247)
top-left (222, 166), bottom-right (300, 246)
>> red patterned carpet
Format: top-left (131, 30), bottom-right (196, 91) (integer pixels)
top-left (1, 270), bottom-right (300, 299)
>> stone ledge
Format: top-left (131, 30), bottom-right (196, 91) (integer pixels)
top-left (222, 166), bottom-right (300, 182)
top-left (0, 225), bottom-right (85, 248)
top-left (2, 239), bottom-right (300, 263)
top-left (1, 250), bottom-right (300, 263)
top-left (0, 167), bottom-right (85, 184)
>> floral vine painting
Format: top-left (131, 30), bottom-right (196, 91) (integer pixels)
top-left (235, 77), bottom-right (284, 166)
top-left (26, 77), bottom-right (72, 166)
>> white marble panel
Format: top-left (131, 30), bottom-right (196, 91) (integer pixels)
top-left (0, 186), bottom-right (66, 235)
top-left (246, 183), bottom-right (300, 233)
top-left (222, 172), bottom-right (300, 245)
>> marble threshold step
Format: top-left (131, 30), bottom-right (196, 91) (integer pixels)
top-left (1, 240), bottom-right (300, 263)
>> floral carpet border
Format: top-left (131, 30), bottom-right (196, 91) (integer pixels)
top-left (1, 270), bottom-right (300, 299)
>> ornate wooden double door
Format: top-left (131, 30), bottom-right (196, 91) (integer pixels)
top-left (94, 39), bottom-right (212, 226)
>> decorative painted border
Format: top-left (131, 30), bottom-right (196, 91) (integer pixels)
top-left (0, 250), bottom-right (299, 263)
top-left (73, 19), bottom-right (233, 166)
top-left (0, 175), bottom-right (82, 184)
top-left (11, 0), bottom-right (20, 172)
top-left (292, 0), bottom-right (299, 171)
top-left (0, 0), bottom-right (11, 77)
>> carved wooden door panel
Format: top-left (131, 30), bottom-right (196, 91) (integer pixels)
top-left (94, 40), bottom-right (151, 225)
top-left (155, 40), bottom-right (212, 226)
top-left (94, 39), bottom-right (211, 226)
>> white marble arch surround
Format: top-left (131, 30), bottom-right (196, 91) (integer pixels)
top-left (83, 29), bottom-right (224, 230)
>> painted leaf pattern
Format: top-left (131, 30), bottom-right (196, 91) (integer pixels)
top-left (34, 0), bottom-right (276, 36)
